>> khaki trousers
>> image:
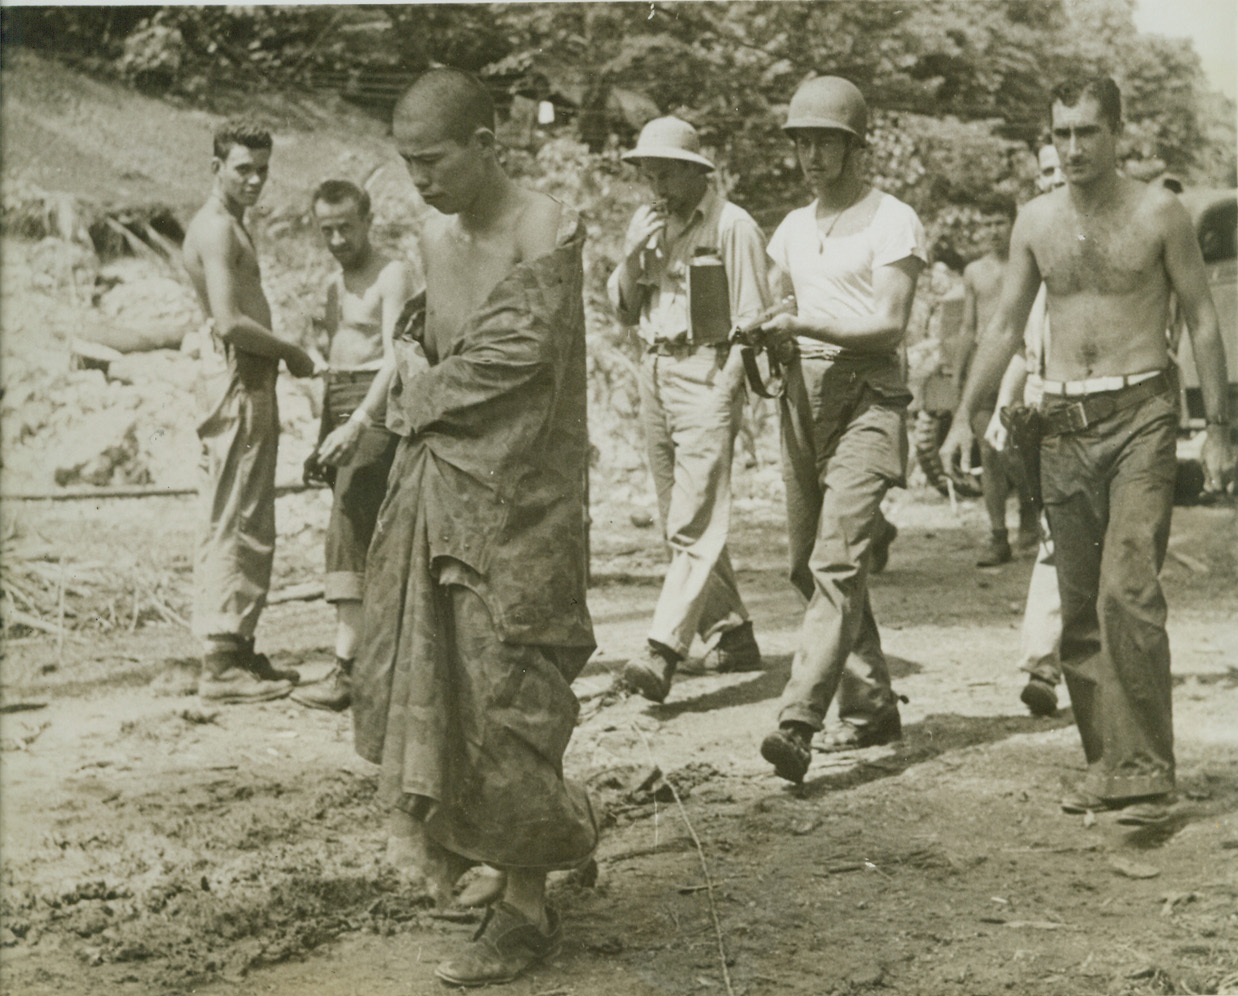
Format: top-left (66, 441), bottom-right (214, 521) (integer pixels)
top-left (637, 345), bottom-right (749, 657)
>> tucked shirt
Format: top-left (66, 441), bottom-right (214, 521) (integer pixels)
top-left (608, 185), bottom-right (771, 342)
top-left (767, 192), bottom-right (927, 360)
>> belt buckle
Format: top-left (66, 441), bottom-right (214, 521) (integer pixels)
top-left (1063, 402), bottom-right (1090, 431)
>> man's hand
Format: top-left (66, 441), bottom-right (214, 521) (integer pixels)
top-left (622, 203), bottom-right (667, 260)
top-left (1201, 425), bottom-right (1235, 496)
top-left (940, 415), bottom-right (977, 477)
top-left (984, 409), bottom-right (1008, 453)
top-left (285, 346), bottom-right (318, 379)
top-left (318, 418), bottom-right (365, 468)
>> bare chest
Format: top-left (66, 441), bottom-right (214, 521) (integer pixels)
top-left (1035, 212), bottom-right (1162, 297)
top-left (425, 234), bottom-right (520, 350)
top-left (337, 275), bottom-right (383, 332)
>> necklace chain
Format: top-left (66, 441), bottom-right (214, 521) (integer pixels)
top-left (817, 188), bottom-right (864, 249)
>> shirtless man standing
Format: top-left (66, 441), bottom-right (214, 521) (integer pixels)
top-left (292, 181), bottom-right (414, 712)
top-left (958, 201), bottom-right (1038, 566)
top-left (941, 77), bottom-right (1232, 825)
top-left (183, 120), bottom-right (319, 704)
top-left (351, 69), bottom-right (596, 987)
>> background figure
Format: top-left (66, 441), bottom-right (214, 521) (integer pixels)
top-left (182, 120), bottom-right (318, 704)
top-left (984, 144), bottom-right (1068, 716)
top-left (959, 200), bottom-right (1038, 566)
top-left (942, 76), bottom-right (1232, 826)
top-left (607, 116), bottom-right (770, 704)
top-left (756, 77), bottom-right (927, 785)
top-left (293, 180), bottom-right (415, 711)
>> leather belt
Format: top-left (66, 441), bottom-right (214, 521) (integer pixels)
top-left (646, 338), bottom-right (727, 358)
top-left (1040, 370), bottom-right (1171, 436)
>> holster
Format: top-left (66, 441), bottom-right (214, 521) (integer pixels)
top-left (302, 379), bottom-right (337, 489)
top-left (1000, 404), bottom-right (1043, 509)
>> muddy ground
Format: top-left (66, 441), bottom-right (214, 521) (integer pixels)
top-left (2, 484), bottom-right (1236, 996)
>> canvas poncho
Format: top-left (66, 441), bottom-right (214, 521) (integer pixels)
top-left (352, 208), bottom-right (597, 870)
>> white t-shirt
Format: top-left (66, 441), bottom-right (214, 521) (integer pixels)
top-left (767, 191), bottom-right (927, 359)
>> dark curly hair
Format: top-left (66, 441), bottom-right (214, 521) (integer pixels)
top-left (1050, 76), bottom-right (1122, 131)
top-left (213, 119), bottom-right (273, 160)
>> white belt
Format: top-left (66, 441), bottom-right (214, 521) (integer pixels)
top-left (1041, 369), bottom-right (1162, 397)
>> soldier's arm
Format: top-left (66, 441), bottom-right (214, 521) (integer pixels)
top-left (720, 213), bottom-right (772, 327)
top-left (607, 208), bottom-right (661, 327)
top-left (956, 265), bottom-right (980, 388)
top-left (198, 215), bottom-right (314, 375)
top-left (763, 255), bottom-right (923, 352)
top-left (941, 214), bottom-right (1041, 473)
top-left (1162, 194), bottom-right (1232, 490)
top-left (317, 260), bottom-right (416, 466)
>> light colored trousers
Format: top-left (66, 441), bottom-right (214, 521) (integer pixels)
top-left (637, 345), bottom-right (749, 658)
top-left (192, 365), bottom-right (278, 641)
top-left (1019, 517), bottom-right (1063, 684)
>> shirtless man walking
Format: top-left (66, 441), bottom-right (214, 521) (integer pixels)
top-left (183, 120), bottom-right (318, 703)
top-left (351, 69), bottom-right (596, 987)
top-left (292, 181), bottom-right (414, 711)
top-left (941, 76), bottom-right (1232, 825)
top-left (958, 201), bottom-right (1038, 566)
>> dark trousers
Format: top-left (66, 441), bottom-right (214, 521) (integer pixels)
top-left (1041, 388), bottom-right (1177, 799)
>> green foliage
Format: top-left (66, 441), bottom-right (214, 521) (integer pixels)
top-left (5, 0), bottom-right (1234, 220)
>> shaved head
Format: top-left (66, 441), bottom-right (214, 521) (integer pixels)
top-left (394, 68), bottom-right (495, 144)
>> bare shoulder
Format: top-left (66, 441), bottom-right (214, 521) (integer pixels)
top-left (516, 188), bottom-right (563, 260)
top-left (1134, 178), bottom-right (1190, 230)
top-left (183, 202), bottom-right (237, 261)
top-left (376, 253), bottom-right (417, 295)
top-left (1015, 189), bottom-right (1061, 232)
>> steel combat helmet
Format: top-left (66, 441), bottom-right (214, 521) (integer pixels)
top-left (783, 76), bottom-right (868, 145)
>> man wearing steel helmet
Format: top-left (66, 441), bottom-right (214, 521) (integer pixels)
top-left (608, 116), bottom-right (772, 703)
top-left (941, 76), bottom-right (1232, 826)
top-left (756, 76), bottom-right (928, 784)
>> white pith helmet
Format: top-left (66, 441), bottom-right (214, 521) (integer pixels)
top-left (622, 116), bottom-right (715, 171)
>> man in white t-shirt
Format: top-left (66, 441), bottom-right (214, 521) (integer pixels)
top-left (756, 77), bottom-right (927, 784)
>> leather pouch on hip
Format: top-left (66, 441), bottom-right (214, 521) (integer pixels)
top-left (1001, 404), bottom-right (1043, 508)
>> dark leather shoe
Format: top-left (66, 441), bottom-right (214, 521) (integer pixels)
top-left (199, 667), bottom-right (293, 704)
top-left (702, 622), bottom-right (762, 673)
top-left (976, 535), bottom-right (1012, 567)
top-left (623, 645), bottom-right (679, 703)
top-left (871, 518), bottom-right (898, 574)
top-left (820, 710), bottom-right (903, 752)
top-left (1020, 677), bottom-right (1058, 717)
top-left (291, 663), bottom-right (351, 711)
top-left (1116, 796), bottom-right (1174, 826)
top-left (1060, 790), bottom-right (1121, 814)
top-left (246, 651), bottom-right (301, 686)
top-left (760, 724), bottom-right (812, 784)
top-left (434, 902), bottom-right (561, 987)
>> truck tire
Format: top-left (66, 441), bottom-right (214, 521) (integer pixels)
top-left (913, 409), bottom-right (984, 499)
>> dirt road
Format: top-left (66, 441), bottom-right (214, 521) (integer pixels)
top-left (2, 490), bottom-right (1236, 996)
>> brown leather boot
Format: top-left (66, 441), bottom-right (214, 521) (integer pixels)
top-left (291, 658), bottom-right (352, 712)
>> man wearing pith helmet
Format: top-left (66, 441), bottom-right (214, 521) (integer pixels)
top-left (608, 115), bottom-right (772, 704)
top-left (757, 76), bottom-right (928, 784)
